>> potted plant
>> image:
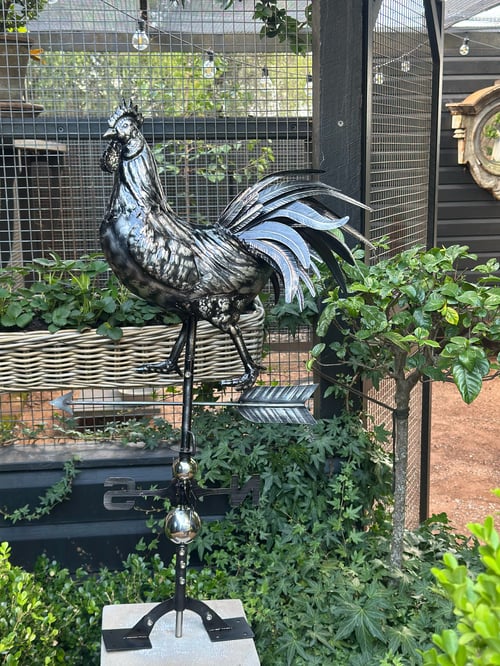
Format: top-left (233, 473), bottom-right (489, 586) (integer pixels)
top-left (0, 0), bottom-right (47, 108)
top-left (0, 254), bottom-right (265, 391)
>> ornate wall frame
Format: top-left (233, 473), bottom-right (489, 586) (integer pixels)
top-left (447, 81), bottom-right (500, 200)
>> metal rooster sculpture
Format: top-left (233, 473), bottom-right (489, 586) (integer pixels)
top-left (100, 100), bottom-right (370, 389)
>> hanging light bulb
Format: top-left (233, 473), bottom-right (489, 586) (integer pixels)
top-left (249, 67), bottom-right (279, 117)
top-left (298, 73), bottom-right (313, 116)
top-left (261, 67), bottom-right (273, 87)
top-left (304, 73), bottom-right (313, 96)
top-left (459, 35), bottom-right (470, 56)
top-left (373, 68), bottom-right (385, 85)
top-left (400, 56), bottom-right (411, 73)
top-left (132, 19), bottom-right (150, 51)
top-left (202, 50), bottom-right (216, 79)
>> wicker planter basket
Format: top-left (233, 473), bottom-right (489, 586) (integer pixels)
top-left (0, 301), bottom-right (265, 391)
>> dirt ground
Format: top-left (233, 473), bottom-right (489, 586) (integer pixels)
top-left (429, 377), bottom-right (500, 534)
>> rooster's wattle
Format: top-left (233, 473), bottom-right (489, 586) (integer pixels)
top-left (100, 100), bottom-right (370, 388)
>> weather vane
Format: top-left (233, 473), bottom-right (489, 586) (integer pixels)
top-left (52, 100), bottom-right (370, 652)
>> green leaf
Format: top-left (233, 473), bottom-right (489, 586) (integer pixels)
top-left (441, 304), bottom-right (460, 326)
top-left (452, 356), bottom-right (490, 403)
top-left (455, 290), bottom-right (480, 307)
top-left (96, 323), bottom-right (123, 340)
top-left (15, 312), bottom-right (34, 329)
top-left (383, 331), bottom-right (411, 350)
top-left (51, 305), bottom-right (72, 328)
top-left (310, 342), bottom-right (325, 358)
top-left (423, 293), bottom-right (446, 312)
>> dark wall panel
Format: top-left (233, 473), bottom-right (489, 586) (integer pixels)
top-left (438, 33), bottom-right (500, 265)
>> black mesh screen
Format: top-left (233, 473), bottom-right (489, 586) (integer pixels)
top-left (370, 0), bottom-right (433, 255)
top-left (367, 0), bottom-right (435, 528)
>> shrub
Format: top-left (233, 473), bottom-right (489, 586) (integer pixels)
top-left (0, 542), bottom-right (63, 664)
top-left (0, 413), bottom-right (485, 664)
top-left (421, 490), bottom-right (500, 666)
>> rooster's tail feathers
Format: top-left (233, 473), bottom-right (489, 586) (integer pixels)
top-left (244, 238), bottom-right (316, 308)
top-left (298, 227), bottom-right (352, 293)
top-left (219, 171), bottom-right (372, 306)
top-left (246, 239), bottom-right (302, 306)
top-left (239, 221), bottom-right (312, 270)
top-left (219, 171), bottom-right (371, 233)
top-left (240, 216), bottom-right (352, 304)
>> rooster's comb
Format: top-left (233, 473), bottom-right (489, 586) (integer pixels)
top-left (107, 99), bottom-right (144, 129)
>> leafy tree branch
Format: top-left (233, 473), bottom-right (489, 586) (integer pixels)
top-left (311, 243), bottom-right (500, 569)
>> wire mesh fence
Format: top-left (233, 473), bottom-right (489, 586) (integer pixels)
top-left (0, 0), bottom-right (437, 532)
top-left (0, 0), bottom-right (314, 446)
top-left (367, 0), bottom-right (435, 528)
top-left (370, 0), bottom-right (434, 255)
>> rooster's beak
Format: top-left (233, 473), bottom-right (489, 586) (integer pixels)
top-left (103, 128), bottom-right (117, 139)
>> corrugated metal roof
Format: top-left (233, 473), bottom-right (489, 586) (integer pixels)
top-left (27, 1), bottom-right (500, 39)
top-left (444, 0), bottom-right (500, 28)
top-left (28, 0), bottom-right (309, 36)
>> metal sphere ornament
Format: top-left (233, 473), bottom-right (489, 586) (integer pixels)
top-left (173, 457), bottom-right (198, 480)
top-left (165, 506), bottom-right (201, 544)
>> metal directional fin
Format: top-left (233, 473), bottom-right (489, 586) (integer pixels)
top-left (238, 384), bottom-right (317, 424)
top-left (50, 385), bottom-right (318, 425)
top-left (50, 391), bottom-right (75, 415)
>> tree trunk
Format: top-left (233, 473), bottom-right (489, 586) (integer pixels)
top-left (389, 357), bottom-right (420, 570)
top-left (390, 399), bottom-right (410, 569)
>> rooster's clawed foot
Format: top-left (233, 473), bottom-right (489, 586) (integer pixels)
top-left (220, 364), bottom-right (263, 390)
top-left (136, 359), bottom-right (183, 376)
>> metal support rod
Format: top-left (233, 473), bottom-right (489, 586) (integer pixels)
top-left (180, 316), bottom-right (197, 457)
top-left (102, 313), bottom-right (255, 650)
top-left (174, 315), bottom-right (197, 637)
top-left (174, 544), bottom-right (188, 637)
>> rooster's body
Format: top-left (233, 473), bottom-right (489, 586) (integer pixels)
top-left (100, 101), bottom-right (370, 388)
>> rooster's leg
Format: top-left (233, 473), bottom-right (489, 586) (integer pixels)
top-left (221, 324), bottom-right (263, 390)
top-left (136, 319), bottom-right (188, 376)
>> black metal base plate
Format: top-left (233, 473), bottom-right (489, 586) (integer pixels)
top-left (102, 613), bottom-right (255, 652)
top-left (207, 616), bottom-right (255, 642)
top-left (102, 628), bottom-right (152, 652)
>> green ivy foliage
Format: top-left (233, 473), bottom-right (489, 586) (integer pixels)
top-left (0, 459), bottom-right (79, 524)
top-left (0, 411), bottom-right (485, 665)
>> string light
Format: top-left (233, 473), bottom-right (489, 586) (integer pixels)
top-left (202, 50), bottom-right (216, 79)
top-left (373, 68), bottom-right (385, 85)
top-left (459, 35), bottom-right (470, 55)
top-left (132, 19), bottom-right (150, 51)
top-left (298, 73), bottom-right (313, 116)
top-left (305, 73), bottom-right (313, 95)
top-left (250, 67), bottom-right (279, 117)
top-left (400, 56), bottom-right (411, 73)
